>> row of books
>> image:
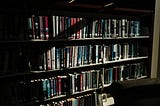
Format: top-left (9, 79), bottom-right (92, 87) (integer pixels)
top-left (102, 62), bottom-right (146, 85)
top-left (0, 15), bottom-right (26, 40)
top-left (39, 93), bottom-right (113, 106)
top-left (39, 94), bottom-right (96, 106)
top-left (13, 70), bottom-right (101, 102)
top-left (0, 48), bottom-right (29, 75)
top-left (29, 43), bottom-right (141, 71)
top-left (27, 15), bottom-right (141, 40)
top-left (0, 42), bottom-right (144, 75)
top-left (0, 62), bottom-right (146, 104)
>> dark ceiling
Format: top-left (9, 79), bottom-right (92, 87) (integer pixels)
top-left (0, 0), bottom-right (156, 13)
top-left (53, 0), bottom-right (155, 10)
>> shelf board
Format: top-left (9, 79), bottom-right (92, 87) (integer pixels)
top-left (99, 76), bottom-right (148, 89)
top-left (0, 36), bottom-right (149, 42)
top-left (104, 56), bottom-right (148, 64)
top-left (41, 88), bottom-right (98, 104)
top-left (113, 7), bottom-right (153, 14)
top-left (68, 56), bottom-right (148, 70)
top-left (69, 62), bottom-right (103, 69)
top-left (22, 95), bottom-right (66, 106)
top-left (0, 36), bottom-right (150, 47)
top-left (103, 36), bottom-right (150, 40)
top-left (127, 76), bottom-right (148, 80)
top-left (25, 88), bottom-right (98, 105)
top-left (0, 56), bottom-right (148, 80)
top-left (57, 56), bottom-right (149, 71)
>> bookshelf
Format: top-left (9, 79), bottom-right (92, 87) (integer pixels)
top-left (0, 0), bottom-right (155, 106)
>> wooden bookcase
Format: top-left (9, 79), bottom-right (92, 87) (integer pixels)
top-left (0, 0), bottom-right (155, 106)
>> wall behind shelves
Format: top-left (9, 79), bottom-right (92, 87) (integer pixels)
top-left (151, 0), bottom-right (160, 78)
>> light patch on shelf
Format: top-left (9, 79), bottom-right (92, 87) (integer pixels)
top-left (104, 3), bottom-right (114, 7)
top-left (69, 0), bottom-right (75, 3)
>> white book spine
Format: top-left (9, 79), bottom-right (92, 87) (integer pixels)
top-left (56, 16), bottom-right (59, 37)
top-left (52, 16), bottom-right (56, 38)
top-left (66, 47), bottom-right (70, 68)
top-left (122, 19), bottom-right (126, 37)
top-left (96, 45), bottom-right (99, 63)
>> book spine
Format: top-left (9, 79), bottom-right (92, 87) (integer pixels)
top-left (135, 20), bottom-right (140, 36)
top-left (50, 77), bottom-right (54, 97)
top-left (61, 75), bottom-right (67, 95)
top-left (57, 76), bottom-right (61, 95)
top-left (46, 79), bottom-right (51, 98)
top-left (44, 16), bottom-right (49, 40)
top-left (47, 49), bottom-right (52, 70)
top-left (39, 16), bottom-right (45, 39)
top-left (53, 77), bottom-right (57, 96)
top-left (34, 15), bottom-right (40, 39)
top-left (27, 17), bottom-right (33, 39)
top-left (42, 79), bottom-right (47, 100)
top-left (31, 15), bottom-right (36, 39)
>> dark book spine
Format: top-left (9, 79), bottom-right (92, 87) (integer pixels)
top-left (43, 16), bottom-right (49, 40)
top-left (34, 15), bottom-right (40, 39)
top-left (53, 77), bottom-right (57, 96)
top-left (42, 79), bottom-right (47, 100)
top-left (57, 76), bottom-right (61, 95)
top-left (27, 17), bottom-right (33, 39)
top-left (31, 15), bottom-right (36, 39)
top-left (47, 49), bottom-right (52, 70)
top-left (39, 16), bottom-right (45, 39)
top-left (61, 75), bottom-right (68, 95)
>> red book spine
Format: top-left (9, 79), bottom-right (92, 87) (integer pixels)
top-left (76, 18), bottom-right (80, 39)
top-left (44, 16), bottom-right (49, 40)
top-left (47, 49), bottom-right (52, 70)
top-left (57, 76), bottom-right (61, 95)
top-left (31, 15), bottom-right (35, 39)
top-left (80, 73), bottom-right (83, 91)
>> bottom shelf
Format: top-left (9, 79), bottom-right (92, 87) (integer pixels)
top-left (0, 61), bottom-right (148, 106)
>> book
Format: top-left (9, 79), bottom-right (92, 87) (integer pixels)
top-left (61, 75), bottom-right (68, 95)
top-left (57, 76), bottom-right (62, 95)
top-left (33, 15), bottom-right (40, 39)
top-left (42, 79), bottom-right (47, 100)
top-left (39, 16), bottom-right (45, 39)
top-left (45, 16), bottom-right (50, 40)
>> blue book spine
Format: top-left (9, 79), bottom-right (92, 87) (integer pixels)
top-left (46, 79), bottom-right (51, 98)
top-left (77, 46), bottom-right (82, 66)
top-left (83, 46), bottom-right (88, 64)
top-left (53, 77), bottom-right (57, 96)
top-left (42, 79), bottom-right (47, 100)
top-left (109, 68), bottom-right (113, 83)
top-left (135, 20), bottom-right (140, 36)
top-left (50, 77), bottom-right (54, 97)
top-left (55, 48), bottom-right (60, 69)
